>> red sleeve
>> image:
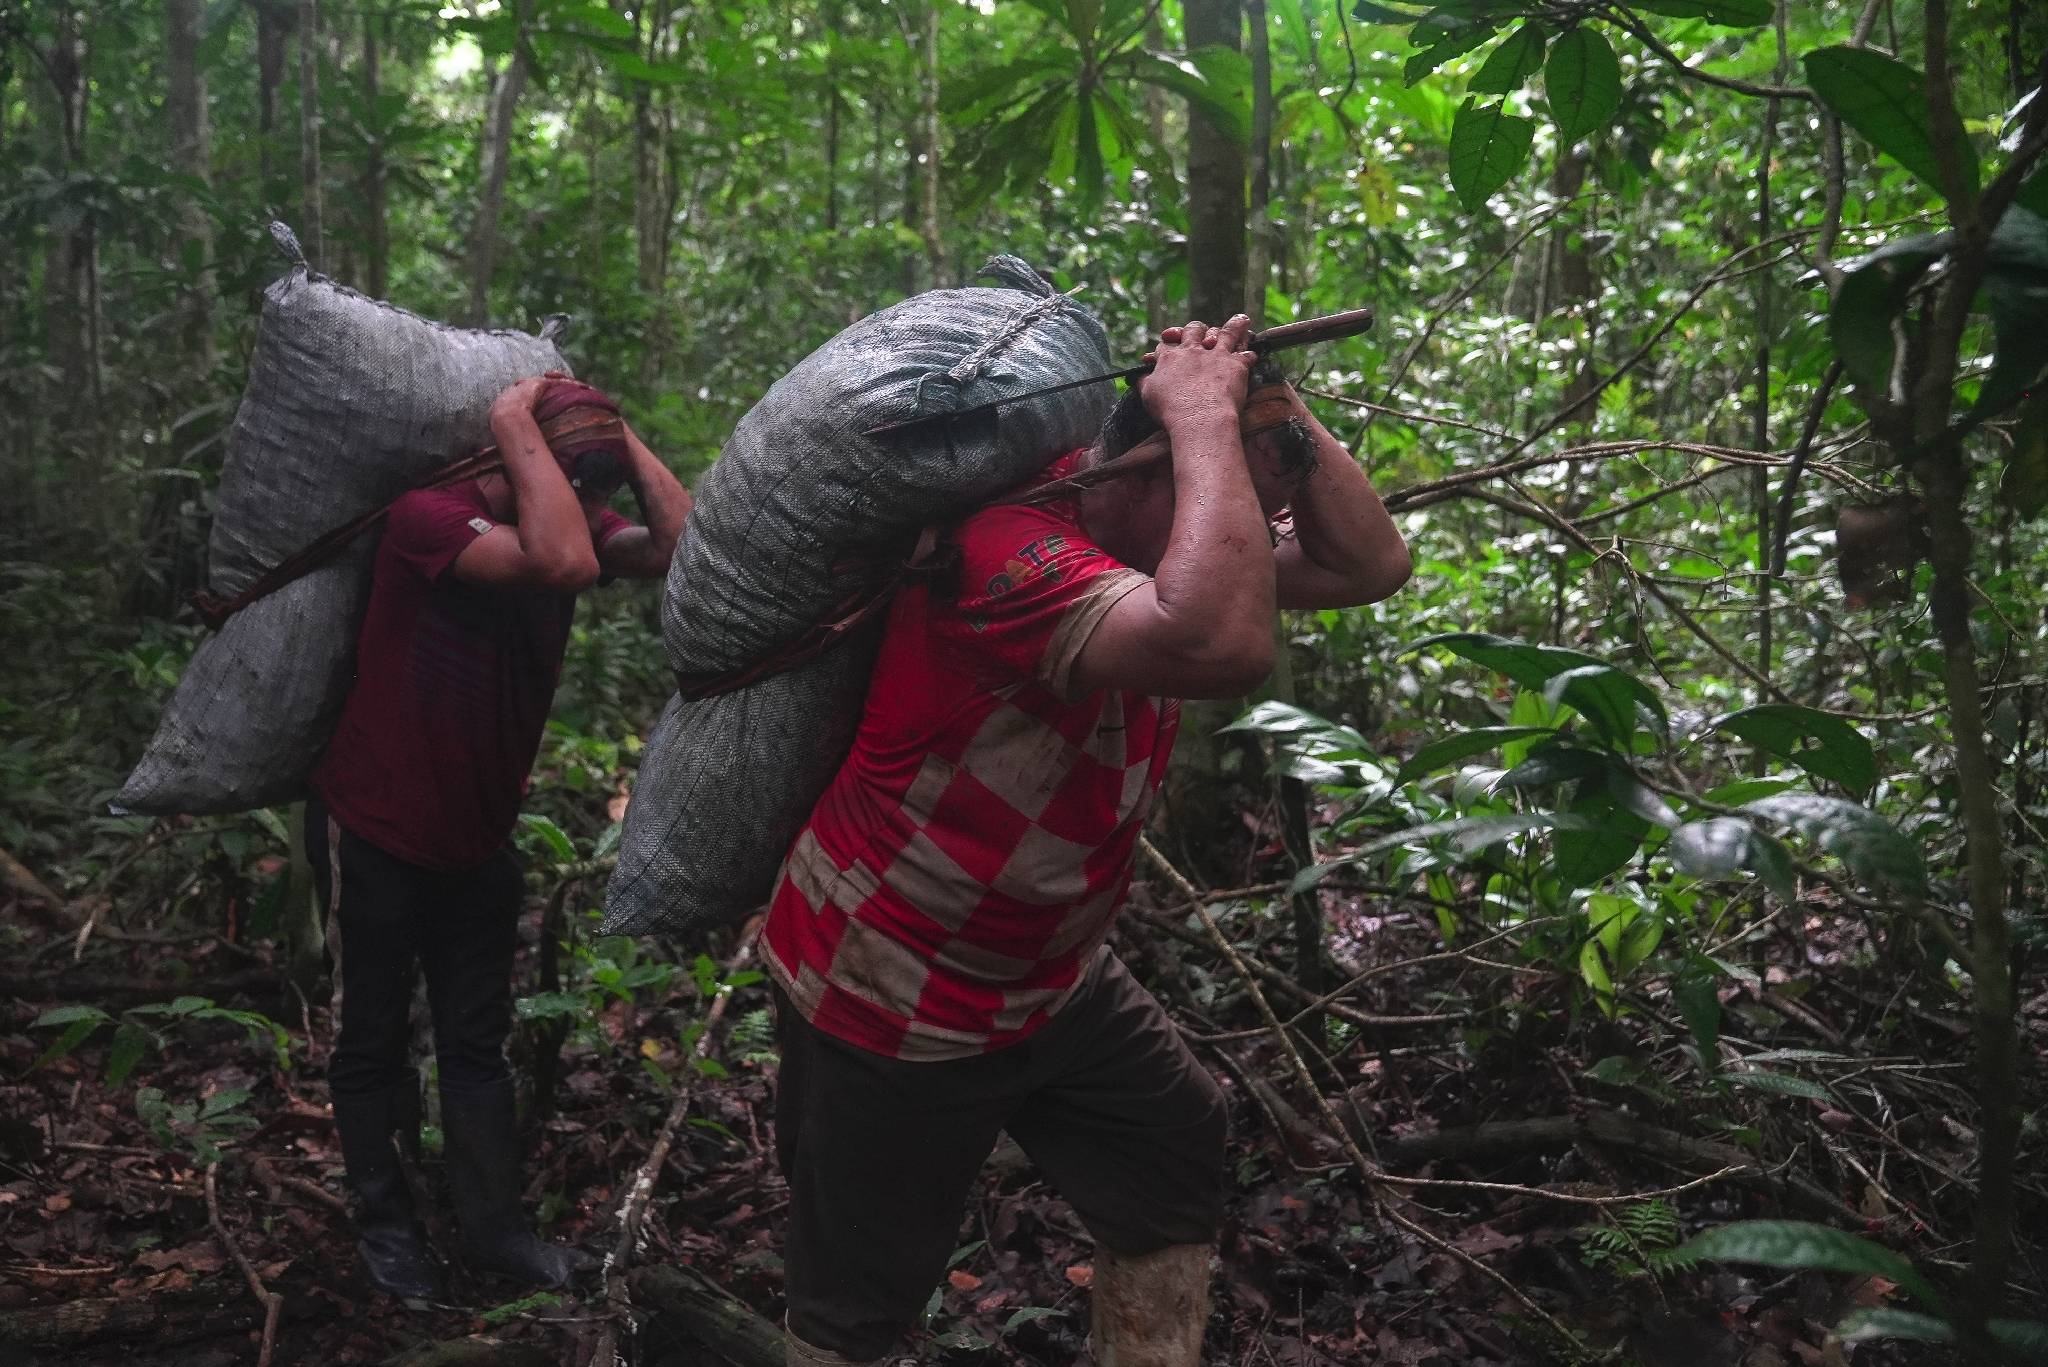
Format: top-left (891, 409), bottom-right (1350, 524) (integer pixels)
top-left (931, 506), bottom-right (1151, 703)
top-left (595, 507), bottom-right (636, 548)
top-left (384, 488), bottom-right (498, 584)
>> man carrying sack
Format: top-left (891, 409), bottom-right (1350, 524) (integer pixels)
top-left (762, 315), bottom-right (1412, 1367)
top-left (308, 377), bottom-right (690, 1300)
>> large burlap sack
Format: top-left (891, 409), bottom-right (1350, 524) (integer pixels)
top-left (604, 260), bottom-right (1115, 936)
top-left (115, 265), bottom-right (569, 814)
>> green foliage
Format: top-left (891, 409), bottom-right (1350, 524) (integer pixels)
top-left (1447, 98), bottom-right (1534, 213)
top-left (30, 998), bottom-right (291, 1088)
top-left (1682, 1220), bottom-right (1949, 1316)
top-left (1711, 705), bottom-right (1875, 795)
top-left (135, 1084), bottom-right (260, 1164)
top-left (1577, 1198), bottom-right (1697, 1280)
top-left (1544, 28), bottom-right (1622, 148)
top-left (1803, 47), bottom-right (1980, 199)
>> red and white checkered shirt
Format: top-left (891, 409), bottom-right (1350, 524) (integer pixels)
top-left (760, 455), bottom-right (1181, 1060)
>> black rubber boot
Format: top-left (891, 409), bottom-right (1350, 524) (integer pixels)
top-left (332, 1078), bottom-right (446, 1304)
top-left (440, 1081), bottom-right (595, 1288)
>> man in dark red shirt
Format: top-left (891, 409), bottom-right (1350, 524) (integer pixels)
top-left (765, 316), bottom-right (1412, 1367)
top-left (309, 376), bottom-right (689, 1300)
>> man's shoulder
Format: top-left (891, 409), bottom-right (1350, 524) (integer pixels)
top-left (387, 483), bottom-right (495, 544)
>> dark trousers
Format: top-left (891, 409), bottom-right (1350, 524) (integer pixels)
top-left (305, 796), bottom-right (523, 1102)
top-left (773, 947), bottom-right (1227, 1360)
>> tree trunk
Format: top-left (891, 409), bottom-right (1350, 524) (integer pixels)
top-left (1181, 0), bottom-right (1245, 326)
top-left (467, 37), bottom-right (529, 326)
top-left (1243, 0), bottom-right (1274, 326)
top-left (824, 11), bottom-right (841, 234)
top-left (363, 12), bottom-right (388, 299)
top-left (1142, 10), bottom-right (1169, 338)
top-left (166, 0), bottom-right (215, 372)
top-left (919, 0), bottom-right (945, 285)
top-left (1266, 616), bottom-right (1326, 1006)
top-left (299, 0), bottom-right (323, 270)
top-left (1751, 92), bottom-right (1778, 720)
top-left (1168, 0), bottom-right (1249, 883)
top-left (258, 2), bottom-right (292, 191)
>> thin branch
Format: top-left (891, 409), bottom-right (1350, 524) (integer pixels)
top-left (1368, 208), bottom-right (1561, 425)
top-left (1770, 358), bottom-right (1846, 576)
top-left (1606, 8), bottom-right (1814, 102)
top-left (1137, 838), bottom-right (1595, 1359)
top-left (206, 1162), bottom-right (283, 1367)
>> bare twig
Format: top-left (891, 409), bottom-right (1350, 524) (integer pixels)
top-left (1604, 8), bottom-right (1814, 102)
top-left (590, 918), bottom-right (762, 1367)
top-left (1137, 838), bottom-right (1593, 1359)
top-left (206, 1162), bottom-right (283, 1367)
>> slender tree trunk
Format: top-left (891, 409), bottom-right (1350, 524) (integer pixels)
top-left (634, 4), bottom-right (676, 393)
top-left (39, 4), bottom-right (96, 405)
top-left (299, 0), bottom-right (323, 270)
top-left (919, 0), bottom-right (944, 284)
top-left (1267, 617), bottom-right (1325, 1006)
top-left (1751, 93), bottom-right (1778, 719)
top-left (1169, 0), bottom-right (1249, 882)
top-left (823, 1), bottom-right (842, 234)
top-left (167, 0), bottom-right (216, 372)
top-left (1243, 0), bottom-right (1274, 326)
top-left (363, 11), bottom-right (387, 298)
top-left (1181, 0), bottom-right (1245, 326)
top-left (467, 37), bottom-right (529, 325)
top-left (258, 2), bottom-right (291, 192)
top-left (1143, 11), bottom-right (1169, 338)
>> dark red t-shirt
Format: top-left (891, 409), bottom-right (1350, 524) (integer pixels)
top-left (311, 482), bottom-right (632, 871)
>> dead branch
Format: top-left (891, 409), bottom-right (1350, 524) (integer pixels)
top-left (591, 918), bottom-right (762, 1367)
top-left (628, 1263), bottom-right (785, 1367)
top-left (1137, 837), bottom-right (1592, 1357)
top-left (378, 1337), bottom-right (556, 1367)
top-left (0, 1285), bottom-right (298, 1351)
top-left (207, 1161), bottom-right (284, 1367)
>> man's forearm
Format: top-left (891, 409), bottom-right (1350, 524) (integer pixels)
top-left (1276, 402), bottom-right (1410, 607)
top-left (1152, 414), bottom-right (1276, 634)
top-left (490, 406), bottom-right (597, 576)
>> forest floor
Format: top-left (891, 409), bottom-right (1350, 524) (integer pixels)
top-left (0, 830), bottom-right (2043, 1367)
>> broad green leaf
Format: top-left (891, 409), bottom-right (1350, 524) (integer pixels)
top-left (1835, 1308), bottom-right (1954, 1342)
top-left (1680, 1221), bottom-right (1947, 1315)
top-left (1467, 20), bottom-right (1545, 95)
top-left (1545, 27), bottom-right (1621, 146)
top-left (1395, 727), bottom-right (1556, 783)
top-left (2020, 168), bottom-right (2048, 218)
top-left (1743, 794), bottom-right (1926, 905)
top-left (1542, 663), bottom-right (1656, 745)
top-left (1972, 206), bottom-right (2048, 420)
top-left (1828, 232), bottom-right (1951, 392)
top-left (2000, 386), bottom-right (2048, 520)
top-left (31, 1017), bottom-right (103, 1074)
top-left (519, 813), bottom-right (578, 864)
top-left (515, 992), bottom-right (588, 1020)
top-left (1674, 974), bottom-right (1721, 1067)
top-left (1351, 0), bottom-right (1426, 22)
top-left (1184, 45), bottom-right (1253, 144)
top-left (1003, 1307), bottom-right (1067, 1334)
top-left (1412, 634), bottom-right (1667, 736)
top-left (1726, 1068), bottom-right (1832, 1101)
top-left (1447, 98), bottom-right (1533, 210)
top-left (1631, 0), bottom-right (1774, 22)
top-left (34, 1005), bottom-right (110, 1028)
top-left (939, 56), bottom-right (1071, 116)
top-left (1712, 705), bottom-right (1876, 794)
top-left (1989, 1320), bottom-right (2048, 1361)
top-left (1701, 778), bottom-right (1798, 806)
top-left (1408, 25), bottom-right (1500, 88)
top-left (1663, 819), bottom-right (1796, 900)
top-left (199, 1087), bottom-right (252, 1120)
top-left (1607, 767), bottom-right (1679, 827)
top-left (1553, 786), bottom-right (1647, 887)
top-left (1291, 812), bottom-right (1590, 892)
top-left (1496, 746), bottom-right (1606, 789)
top-left (105, 1022), bottom-right (153, 1088)
top-left (1803, 47), bottom-right (1980, 199)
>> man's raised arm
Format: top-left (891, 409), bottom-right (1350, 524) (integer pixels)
top-left (597, 424), bottom-right (692, 579)
top-left (1068, 316), bottom-right (1277, 701)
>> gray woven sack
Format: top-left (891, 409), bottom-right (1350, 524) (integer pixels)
top-left (116, 266), bottom-right (569, 814)
top-left (604, 261), bottom-right (1115, 936)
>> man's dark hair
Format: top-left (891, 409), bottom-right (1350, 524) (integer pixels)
top-left (1094, 356), bottom-right (1317, 482)
top-left (571, 448), bottom-right (625, 495)
top-left (1093, 386), bottom-right (1161, 465)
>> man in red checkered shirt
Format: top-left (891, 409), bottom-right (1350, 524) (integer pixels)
top-left (764, 315), bottom-right (1411, 1367)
